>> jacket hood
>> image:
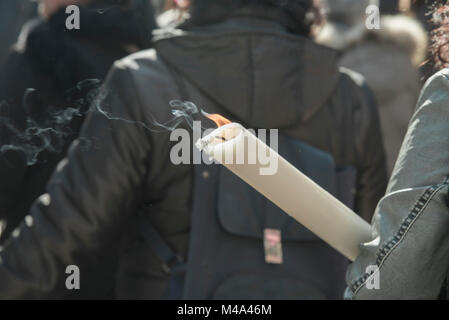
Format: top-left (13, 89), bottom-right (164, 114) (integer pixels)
top-left (316, 14), bottom-right (428, 67)
top-left (12, 0), bottom-right (155, 94)
top-left (374, 15), bottom-right (428, 67)
top-left (17, 0), bottom-right (156, 51)
top-left (66, 0), bottom-right (156, 49)
top-left (323, 0), bottom-right (378, 26)
top-left (154, 7), bottom-right (340, 129)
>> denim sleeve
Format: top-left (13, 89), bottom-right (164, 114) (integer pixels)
top-left (345, 70), bottom-right (449, 299)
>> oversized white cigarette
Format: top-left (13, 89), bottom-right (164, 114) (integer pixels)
top-left (196, 122), bottom-right (373, 261)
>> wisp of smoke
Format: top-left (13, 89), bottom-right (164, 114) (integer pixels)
top-left (0, 79), bottom-right (102, 166)
top-left (92, 85), bottom-right (202, 133)
top-left (0, 77), bottom-right (203, 167)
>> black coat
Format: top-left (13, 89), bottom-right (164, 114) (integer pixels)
top-left (0, 0), bottom-right (156, 243)
top-left (0, 0), bottom-right (37, 65)
top-left (0, 5), bottom-right (387, 299)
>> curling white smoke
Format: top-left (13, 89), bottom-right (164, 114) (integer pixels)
top-left (0, 79), bottom-right (101, 165)
top-left (0, 77), bottom-right (203, 166)
top-left (93, 91), bottom-right (202, 133)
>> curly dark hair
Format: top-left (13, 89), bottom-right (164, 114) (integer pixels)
top-left (431, 0), bottom-right (449, 70)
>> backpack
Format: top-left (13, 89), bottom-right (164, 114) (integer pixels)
top-left (139, 133), bottom-right (357, 299)
top-left (139, 63), bottom-right (358, 299)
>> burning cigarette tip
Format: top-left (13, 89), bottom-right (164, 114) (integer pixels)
top-left (201, 110), bottom-right (232, 128)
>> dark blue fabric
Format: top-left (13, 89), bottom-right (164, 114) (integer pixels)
top-left (183, 136), bottom-right (357, 299)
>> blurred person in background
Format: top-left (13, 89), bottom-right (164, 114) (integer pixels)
top-left (316, 0), bottom-right (428, 176)
top-left (410, 0), bottom-right (436, 84)
top-left (156, 0), bottom-right (186, 28)
top-left (0, 0), bottom-right (37, 66)
top-left (151, 0), bottom-right (167, 16)
top-left (346, 0), bottom-right (449, 299)
top-left (412, 0), bottom-right (433, 32)
top-left (0, 0), bottom-right (156, 297)
top-left (380, 0), bottom-right (399, 14)
top-left (0, 0), bottom-right (386, 299)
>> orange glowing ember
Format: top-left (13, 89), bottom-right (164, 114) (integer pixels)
top-left (202, 111), bottom-right (232, 128)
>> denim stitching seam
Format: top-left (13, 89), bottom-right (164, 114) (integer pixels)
top-left (349, 179), bottom-right (449, 297)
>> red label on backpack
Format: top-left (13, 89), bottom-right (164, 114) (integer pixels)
top-left (264, 229), bottom-right (283, 264)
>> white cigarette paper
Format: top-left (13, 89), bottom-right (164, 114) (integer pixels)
top-left (196, 123), bottom-right (373, 261)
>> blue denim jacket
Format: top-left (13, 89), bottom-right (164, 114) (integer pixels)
top-left (345, 69), bottom-right (449, 299)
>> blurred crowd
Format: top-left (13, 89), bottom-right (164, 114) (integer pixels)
top-left (0, 0), bottom-right (447, 300)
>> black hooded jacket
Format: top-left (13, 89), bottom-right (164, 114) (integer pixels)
top-left (0, 0), bottom-right (156, 242)
top-left (0, 5), bottom-right (387, 299)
